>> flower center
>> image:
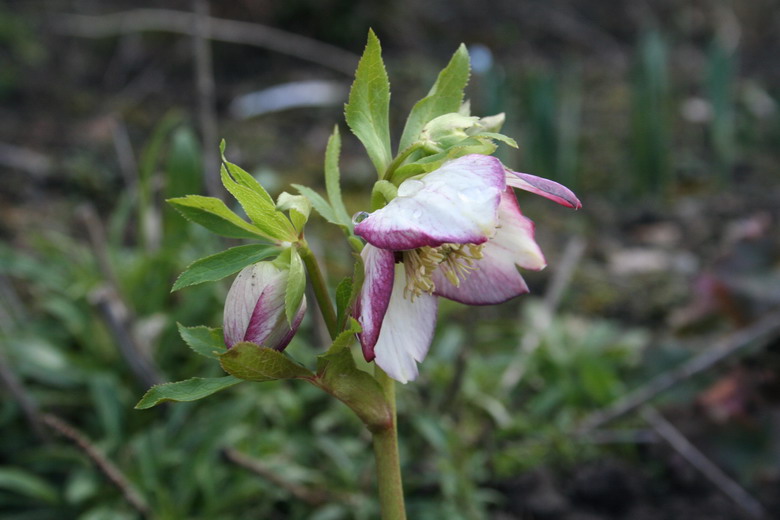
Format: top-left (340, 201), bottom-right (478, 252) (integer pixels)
top-left (402, 243), bottom-right (484, 299)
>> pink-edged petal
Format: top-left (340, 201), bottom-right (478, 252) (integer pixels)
top-left (373, 263), bottom-right (438, 383)
top-left (494, 189), bottom-right (547, 271)
top-left (355, 244), bottom-right (396, 361)
top-left (432, 190), bottom-right (545, 305)
top-left (355, 155), bottom-right (506, 250)
top-left (263, 296), bottom-right (306, 351)
top-left (224, 263), bottom-right (287, 348)
top-left (505, 169), bottom-right (582, 209)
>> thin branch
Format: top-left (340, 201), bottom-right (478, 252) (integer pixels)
top-left (55, 9), bottom-right (359, 75)
top-left (0, 346), bottom-right (48, 441)
top-left (578, 428), bottom-right (658, 445)
top-left (192, 0), bottom-right (220, 198)
top-left (641, 407), bottom-right (766, 519)
top-left (78, 205), bottom-right (164, 389)
top-left (42, 413), bottom-right (152, 518)
top-left (500, 235), bottom-right (587, 390)
top-left (0, 142), bottom-right (53, 178)
top-left (221, 447), bottom-right (333, 506)
top-left (89, 286), bottom-right (164, 389)
top-left (577, 309), bottom-right (780, 434)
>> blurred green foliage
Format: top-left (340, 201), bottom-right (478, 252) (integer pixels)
top-left (2, 2), bottom-right (779, 517)
top-left (0, 118), bottom-right (647, 517)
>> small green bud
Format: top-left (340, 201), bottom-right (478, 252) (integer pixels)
top-left (469, 112), bottom-right (506, 134)
top-left (420, 113), bottom-right (479, 151)
top-left (277, 192), bottom-right (312, 232)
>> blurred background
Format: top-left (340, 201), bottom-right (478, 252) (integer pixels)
top-left (1, 1), bottom-right (779, 518)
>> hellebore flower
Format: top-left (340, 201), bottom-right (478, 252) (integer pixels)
top-left (224, 262), bottom-right (306, 350)
top-left (353, 154), bottom-right (580, 383)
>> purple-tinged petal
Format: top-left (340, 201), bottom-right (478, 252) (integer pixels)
top-left (355, 245), bottom-right (396, 361)
top-left (223, 262), bottom-right (305, 351)
top-left (373, 264), bottom-right (438, 383)
top-left (355, 155), bottom-right (506, 250)
top-left (505, 169), bottom-right (582, 209)
top-left (263, 296), bottom-right (307, 351)
top-left (224, 263), bottom-right (287, 348)
top-left (433, 190), bottom-right (545, 305)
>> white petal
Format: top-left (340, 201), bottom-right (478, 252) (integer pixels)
top-left (355, 155), bottom-right (506, 250)
top-left (432, 190), bottom-right (545, 305)
top-left (373, 263), bottom-right (438, 384)
top-left (355, 244), bottom-right (396, 361)
top-left (492, 189), bottom-right (547, 271)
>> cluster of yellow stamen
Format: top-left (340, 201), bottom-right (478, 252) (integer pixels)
top-left (403, 243), bottom-right (484, 299)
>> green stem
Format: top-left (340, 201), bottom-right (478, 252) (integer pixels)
top-left (371, 180), bottom-right (398, 210)
top-left (372, 367), bottom-right (406, 519)
top-left (299, 244), bottom-right (338, 340)
top-left (383, 142), bottom-right (423, 182)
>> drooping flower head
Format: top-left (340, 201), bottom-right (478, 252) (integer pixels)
top-left (353, 154), bottom-right (580, 383)
top-left (224, 262), bottom-right (307, 350)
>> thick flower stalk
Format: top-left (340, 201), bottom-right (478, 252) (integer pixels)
top-left (354, 154), bottom-right (580, 383)
top-left (224, 262), bottom-right (307, 350)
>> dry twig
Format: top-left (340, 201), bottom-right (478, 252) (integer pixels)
top-left (577, 309), bottom-right (780, 434)
top-left (641, 406), bottom-right (766, 519)
top-left (55, 9), bottom-right (359, 75)
top-left (0, 142), bottom-right (53, 178)
top-left (42, 413), bottom-right (152, 517)
top-left (222, 447), bottom-right (333, 506)
top-left (78, 205), bottom-right (163, 389)
top-left (0, 347), bottom-right (48, 440)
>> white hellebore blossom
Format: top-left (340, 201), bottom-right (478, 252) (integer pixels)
top-left (224, 262), bottom-right (306, 350)
top-left (353, 154), bottom-right (580, 383)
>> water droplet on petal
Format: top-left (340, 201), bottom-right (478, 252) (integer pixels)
top-left (398, 179), bottom-right (424, 197)
top-left (352, 211), bottom-right (370, 224)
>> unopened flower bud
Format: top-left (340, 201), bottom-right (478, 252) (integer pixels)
top-left (469, 112), bottom-right (505, 134)
top-left (223, 262), bottom-right (306, 350)
top-left (420, 113), bottom-right (479, 151)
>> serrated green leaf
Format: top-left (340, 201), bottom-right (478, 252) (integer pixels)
top-left (220, 342), bottom-right (314, 381)
top-left (173, 244), bottom-right (279, 291)
top-left (0, 468), bottom-right (59, 504)
top-left (220, 165), bottom-right (296, 241)
top-left (345, 29), bottom-right (392, 177)
top-left (285, 248), bottom-right (306, 325)
top-left (471, 131), bottom-right (518, 148)
top-left (399, 44), bottom-right (471, 152)
top-left (177, 323), bottom-right (226, 359)
top-left (292, 184), bottom-right (341, 225)
top-left (324, 127), bottom-right (352, 227)
top-left (134, 376), bottom-right (242, 409)
top-left (319, 318), bottom-right (361, 363)
top-left (276, 192), bottom-right (312, 232)
top-left (220, 140), bottom-right (275, 206)
top-left (167, 195), bottom-right (267, 239)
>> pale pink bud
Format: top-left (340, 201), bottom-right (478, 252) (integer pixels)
top-left (223, 262), bottom-right (306, 350)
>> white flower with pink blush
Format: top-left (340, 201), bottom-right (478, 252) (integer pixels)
top-left (353, 154), bottom-right (580, 383)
